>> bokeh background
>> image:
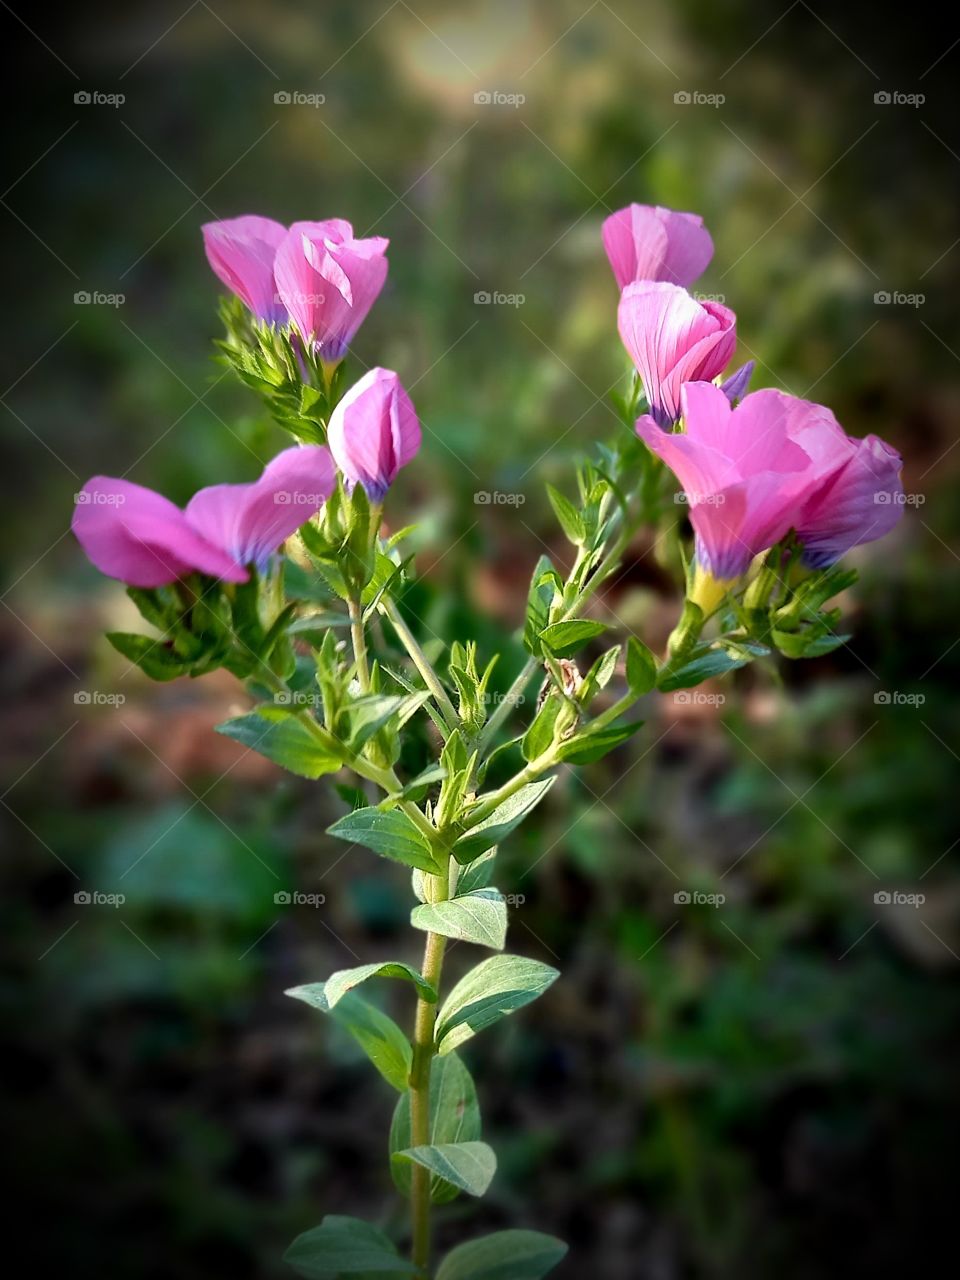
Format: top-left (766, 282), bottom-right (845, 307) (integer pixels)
top-left (3, 2), bottom-right (959, 1276)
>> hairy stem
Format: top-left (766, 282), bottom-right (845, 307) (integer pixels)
top-left (380, 596), bottom-right (459, 730)
top-left (348, 596), bottom-right (370, 692)
top-left (409, 867), bottom-right (452, 1270)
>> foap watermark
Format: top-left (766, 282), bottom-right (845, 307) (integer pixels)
top-left (874, 889), bottom-right (925, 908)
top-left (274, 90), bottom-right (326, 107)
top-left (274, 890), bottom-right (327, 907)
top-left (489, 890), bottom-right (527, 907)
top-left (74, 690), bottom-right (126, 707)
top-left (275, 290), bottom-right (325, 307)
top-left (74, 489), bottom-right (125, 506)
top-left (74, 90), bottom-right (125, 108)
top-left (874, 90), bottom-right (925, 107)
top-left (273, 689), bottom-right (323, 708)
top-left (474, 290), bottom-right (525, 307)
top-left (474, 490), bottom-right (526, 506)
top-left (674, 889), bottom-right (726, 907)
top-left (692, 291), bottom-right (727, 304)
top-left (274, 491), bottom-right (329, 506)
top-left (674, 491), bottom-right (725, 506)
top-left (674, 90), bottom-right (725, 108)
top-left (873, 690), bottom-right (925, 707)
top-left (74, 890), bottom-right (126, 907)
top-left (74, 290), bottom-right (125, 308)
top-left (673, 690), bottom-right (726, 707)
top-left (473, 90), bottom-right (525, 108)
top-left (874, 290), bottom-right (924, 308)
top-left (483, 690), bottom-right (526, 707)
top-left (875, 490), bottom-right (924, 506)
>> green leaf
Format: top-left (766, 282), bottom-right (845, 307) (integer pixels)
top-left (284, 1215), bottom-right (417, 1277)
top-left (389, 1053), bottom-right (480, 1202)
top-left (435, 955), bottom-right (559, 1055)
top-left (411, 890), bottom-right (508, 951)
top-left (324, 962), bottom-right (437, 1008)
top-left (327, 807), bottom-right (440, 873)
top-left (343, 692), bottom-right (429, 751)
top-left (521, 695), bottom-right (562, 762)
top-left (393, 763), bottom-right (447, 803)
top-left (456, 847), bottom-right (497, 895)
top-left (556, 718), bottom-right (645, 764)
top-left (107, 631), bottom-right (197, 681)
top-left (578, 645), bottom-right (620, 707)
top-left (216, 708), bottom-right (344, 779)
top-left (392, 1142), bottom-right (496, 1198)
top-left (539, 619), bottom-right (608, 658)
top-left (523, 555), bottom-right (561, 655)
top-left (626, 635), bottom-right (658, 695)
top-left (285, 984), bottom-right (412, 1092)
top-left (436, 1230), bottom-right (569, 1280)
top-left (657, 646), bottom-right (755, 692)
top-left (546, 484), bottom-right (585, 545)
top-left (453, 778), bottom-right (555, 864)
top-left (772, 628), bottom-right (850, 659)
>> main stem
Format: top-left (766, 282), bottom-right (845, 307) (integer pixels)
top-left (408, 867), bottom-right (452, 1271)
top-left (348, 596), bottom-right (370, 691)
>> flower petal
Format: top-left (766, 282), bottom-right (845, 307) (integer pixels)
top-left (602, 204), bottom-right (713, 289)
top-left (185, 445), bottom-right (336, 570)
top-left (72, 478), bottom-right (246, 587)
top-left (202, 215), bottom-right (288, 323)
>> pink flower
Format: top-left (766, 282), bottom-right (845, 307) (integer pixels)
top-left (274, 220), bottom-right (389, 362)
top-left (636, 383), bottom-right (904, 602)
top-left (73, 446), bottom-right (335, 588)
top-left (327, 368), bottom-right (421, 501)
top-left (603, 204), bottom-right (713, 290)
top-left (619, 282), bottom-right (737, 427)
top-left (786, 416), bottom-right (904, 569)
top-left (202, 215), bottom-right (289, 324)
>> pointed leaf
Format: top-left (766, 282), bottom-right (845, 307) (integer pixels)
top-left (436, 1230), bottom-right (569, 1280)
top-left (324, 962), bottom-right (437, 1008)
top-left (456, 847), bottom-right (497, 895)
top-left (626, 635), bottom-right (658, 695)
top-left (216, 708), bottom-right (344, 779)
top-left (556, 718), bottom-right (645, 764)
top-left (392, 1141), bottom-right (496, 1198)
top-left (390, 1053), bottom-right (481, 1202)
top-left (435, 955), bottom-right (559, 1055)
top-left (286, 984), bottom-right (412, 1092)
top-left (411, 889), bottom-right (507, 951)
top-left (546, 484), bottom-right (585, 545)
top-left (327, 806), bottom-right (440, 873)
top-left (285, 1215), bottom-right (417, 1277)
top-left (453, 778), bottom-right (555, 864)
top-left (539, 619), bottom-right (608, 658)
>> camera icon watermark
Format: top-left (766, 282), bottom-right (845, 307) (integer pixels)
top-left (874, 90), bottom-right (924, 107)
top-left (674, 889), bottom-right (726, 907)
top-left (473, 89), bottom-right (525, 107)
top-left (673, 690), bottom-right (726, 707)
top-left (873, 690), bottom-right (925, 707)
top-left (74, 290), bottom-right (125, 307)
top-left (74, 490), bottom-right (125, 506)
top-left (473, 290), bottom-right (525, 307)
top-left (873, 889), bottom-right (925, 907)
top-left (274, 90), bottom-right (325, 107)
top-left (474, 490), bottom-right (526, 506)
top-left (74, 889), bottom-right (126, 907)
top-left (873, 290), bottom-right (924, 308)
top-left (74, 90), bottom-right (125, 108)
top-left (674, 90), bottom-right (725, 108)
top-left (74, 690), bottom-right (126, 706)
top-left (874, 490), bottom-right (924, 506)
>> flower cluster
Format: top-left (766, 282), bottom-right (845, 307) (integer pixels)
top-left (604, 203), bottom-right (904, 612)
top-left (69, 200), bottom-right (907, 1280)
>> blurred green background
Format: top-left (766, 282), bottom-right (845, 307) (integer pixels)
top-left (2, 2), bottom-right (959, 1277)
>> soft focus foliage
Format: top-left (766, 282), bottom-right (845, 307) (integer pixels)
top-left (2, 3), bottom-right (958, 1279)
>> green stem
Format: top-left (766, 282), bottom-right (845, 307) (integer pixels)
top-left (348, 596), bottom-right (370, 692)
top-left (408, 866), bottom-right (453, 1271)
top-left (380, 596), bottom-right (459, 730)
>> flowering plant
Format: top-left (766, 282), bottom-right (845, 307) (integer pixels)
top-left (73, 203), bottom-right (902, 1277)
